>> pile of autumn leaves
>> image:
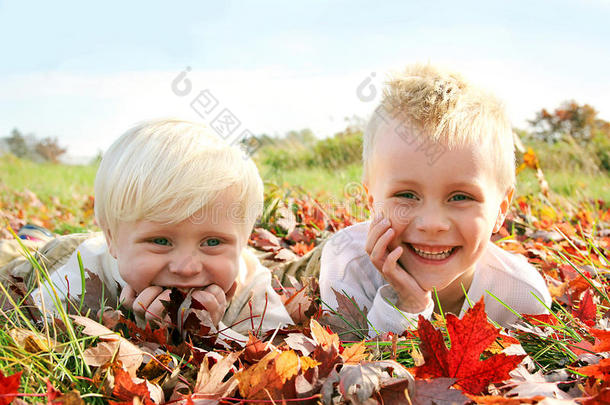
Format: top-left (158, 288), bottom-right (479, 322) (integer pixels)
top-left (1, 192), bottom-right (610, 404)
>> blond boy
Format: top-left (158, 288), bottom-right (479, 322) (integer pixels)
top-left (319, 64), bottom-right (551, 335)
top-left (31, 119), bottom-right (292, 338)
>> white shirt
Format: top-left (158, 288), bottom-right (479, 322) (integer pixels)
top-left (319, 222), bottom-right (552, 336)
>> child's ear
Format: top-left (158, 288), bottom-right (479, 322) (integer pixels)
top-left (363, 182), bottom-right (375, 213)
top-left (493, 186), bottom-right (515, 233)
top-left (103, 228), bottom-right (118, 258)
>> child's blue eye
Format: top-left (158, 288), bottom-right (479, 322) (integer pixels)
top-left (204, 238), bottom-right (221, 247)
top-left (397, 192), bottom-right (417, 199)
top-left (152, 237), bottom-right (170, 246)
top-left (450, 194), bottom-right (471, 202)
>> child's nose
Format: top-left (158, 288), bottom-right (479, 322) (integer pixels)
top-left (414, 206), bottom-right (450, 233)
top-left (169, 252), bottom-right (203, 276)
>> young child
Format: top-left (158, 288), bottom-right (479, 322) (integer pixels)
top-left (319, 64), bottom-right (551, 336)
top-left (27, 119), bottom-right (293, 339)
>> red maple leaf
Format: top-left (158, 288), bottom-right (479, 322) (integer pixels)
top-left (590, 328), bottom-right (610, 352)
top-left (414, 299), bottom-right (525, 394)
top-left (109, 367), bottom-right (153, 405)
top-left (572, 289), bottom-right (597, 327)
top-left (0, 370), bottom-right (21, 405)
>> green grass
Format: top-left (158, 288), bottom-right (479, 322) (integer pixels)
top-left (0, 155), bottom-right (97, 204)
top-left (259, 162), bottom-right (364, 201)
top-left (515, 169), bottom-right (610, 201)
top-left (1, 153), bottom-right (607, 212)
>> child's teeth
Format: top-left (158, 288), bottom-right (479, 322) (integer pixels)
top-left (413, 246), bottom-right (454, 260)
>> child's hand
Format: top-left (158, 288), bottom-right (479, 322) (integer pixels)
top-left (365, 214), bottom-right (433, 313)
top-left (189, 284), bottom-right (228, 327)
top-left (120, 284), bottom-right (230, 328)
top-left (120, 285), bottom-right (172, 326)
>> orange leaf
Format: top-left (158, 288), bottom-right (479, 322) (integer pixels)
top-left (575, 357), bottom-right (610, 380)
top-left (340, 341), bottom-right (368, 364)
top-left (237, 351), bottom-right (282, 399)
top-left (244, 332), bottom-right (270, 363)
top-left (591, 328), bottom-right (610, 352)
top-left (109, 366), bottom-right (153, 405)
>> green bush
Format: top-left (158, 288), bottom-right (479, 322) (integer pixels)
top-left (257, 129), bottom-right (363, 171)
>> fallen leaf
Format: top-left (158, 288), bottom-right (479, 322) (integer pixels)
top-left (408, 378), bottom-right (469, 405)
top-left (137, 354), bottom-right (173, 384)
top-left (284, 333), bottom-right (317, 356)
top-left (83, 340), bottom-right (144, 377)
top-left (572, 289), bottom-right (597, 327)
top-left (192, 351), bottom-right (240, 401)
top-left (319, 288), bottom-right (369, 341)
top-left (310, 319), bottom-right (339, 351)
top-left (377, 377), bottom-right (412, 404)
top-left (250, 228), bottom-right (281, 252)
top-left (338, 360), bottom-right (411, 404)
top-left (574, 357), bottom-right (610, 380)
top-left (591, 328), bottom-right (610, 352)
top-left (9, 327), bottom-right (59, 353)
top-left (237, 350), bottom-right (281, 399)
top-left (274, 350), bottom-right (300, 383)
top-left (275, 206), bottom-right (297, 234)
top-left (0, 370), bottom-right (21, 405)
top-left (243, 332), bottom-right (270, 363)
top-left (340, 341), bottom-right (368, 364)
top-left (505, 364), bottom-right (572, 399)
top-left (583, 387), bottom-right (610, 405)
top-left (109, 366), bottom-right (154, 405)
top-left (415, 298), bottom-right (525, 394)
top-left (284, 284), bottom-right (317, 325)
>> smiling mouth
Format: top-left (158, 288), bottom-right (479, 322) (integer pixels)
top-left (407, 243), bottom-right (459, 260)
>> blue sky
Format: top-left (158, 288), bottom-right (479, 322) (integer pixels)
top-left (1, 0), bottom-right (609, 160)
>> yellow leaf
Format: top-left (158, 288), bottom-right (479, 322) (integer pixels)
top-left (310, 319), bottom-right (339, 350)
top-left (300, 356), bottom-right (321, 372)
top-left (274, 350), bottom-right (300, 383)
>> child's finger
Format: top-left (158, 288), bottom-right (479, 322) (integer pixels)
top-left (202, 284), bottom-right (227, 308)
top-left (132, 286), bottom-right (164, 318)
top-left (369, 227), bottom-right (394, 270)
top-left (119, 284), bottom-right (137, 309)
top-left (364, 216), bottom-right (391, 255)
top-left (145, 289), bottom-right (171, 324)
top-left (381, 245), bottom-right (403, 279)
top-left (192, 288), bottom-right (226, 325)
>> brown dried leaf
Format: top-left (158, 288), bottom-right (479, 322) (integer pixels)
top-left (73, 315), bottom-right (145, 375)
top-left (9, 328), bottom-right (59, 353)
top-left (408, 378), bottom-right (469, 405)
top-left (284, 333), bottom-right (317, 356)
top-left (284, 285), bottom-right (316, 325)
top-left (83, 340), bottom-right (143, 377)
top-left (192, 351), bottom-right (240, 401)
top-left (319, 288), bottom-right (369, 341)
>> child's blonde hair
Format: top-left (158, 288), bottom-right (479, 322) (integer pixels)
top-left (94, 119), bottom-right (263, 244)
top-left (363, 63), bottom-right (515, 193)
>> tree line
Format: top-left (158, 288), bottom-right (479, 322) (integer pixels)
top-left (0, 128), bottom-right (67, 163)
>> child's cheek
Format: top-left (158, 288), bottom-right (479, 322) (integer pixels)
top-left (385, 202), bottom-right (411, 234)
